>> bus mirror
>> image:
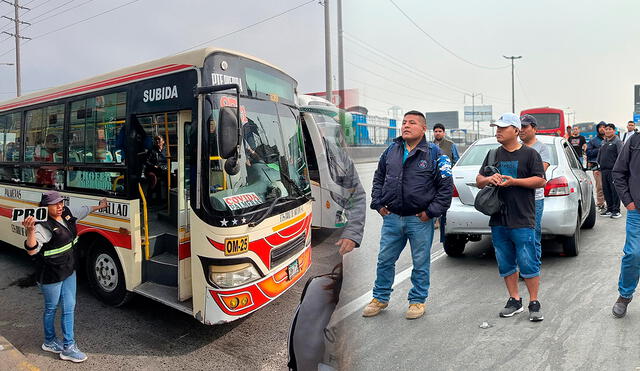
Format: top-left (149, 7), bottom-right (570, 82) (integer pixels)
top-left (218, 107), bottom-right (239, 159)
top-left (224, 156), bottom-right (241, 176)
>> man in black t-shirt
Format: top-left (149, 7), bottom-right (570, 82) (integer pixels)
top-left (476, 113), bottom-right (547, 322)
top-left (568, 126), bottom-right (587, 166)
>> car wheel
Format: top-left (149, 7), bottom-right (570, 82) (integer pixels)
top-left (582, 196), bottom-right (596, 229)
top-left (444, 235), bottom-right (467, 257)
top-left (561, 216), bottom-right (581, 257)
top-left (85, 241), bottom-right (133, 307)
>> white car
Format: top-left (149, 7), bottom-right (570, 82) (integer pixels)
top-left (444, 136), bottom-right (596, 257)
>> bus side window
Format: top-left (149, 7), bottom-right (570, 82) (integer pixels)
top-left (0, 112), bottom-right (22, 163)
top-left (25, 104), bottom-right (64, 164)
top-left (69, 92), bottom-right (127, 165)
top-left (300, 117), bottom-right (320, 184)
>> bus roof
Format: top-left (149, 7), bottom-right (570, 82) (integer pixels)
top-left (0, 47), bottom-right (291, 112)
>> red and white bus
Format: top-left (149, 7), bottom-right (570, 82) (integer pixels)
top-left (0, 48), bottom-right (313, 324)
top-left (519, 107), bottom-right (567, 137)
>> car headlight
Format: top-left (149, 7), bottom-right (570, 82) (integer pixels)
top-left (209, 263), bottom-right (261, 288)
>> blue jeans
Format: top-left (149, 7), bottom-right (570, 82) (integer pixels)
top-left (491, 226), bottom-right (540, 278)
top-left (39, 271), bottom-right (77, 347)
top-left (618, 209), bottom-right (640, 298)
top-left (534, 199), bottom-right (544, 265)
top-left (373, 214), bottom-right (434, 304)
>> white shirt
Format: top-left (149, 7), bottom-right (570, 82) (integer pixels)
top-left (623, 130), bottom-right (636, 143)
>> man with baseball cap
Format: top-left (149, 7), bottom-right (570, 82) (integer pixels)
top-left (476, 113), bottom-right (547, 321)
top-left (21, 190), bottom-right (108, 363)
top-left (519, 114), bottom-right (551, 266)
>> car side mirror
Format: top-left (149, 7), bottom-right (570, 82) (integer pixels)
top-left (217, 107), bottom-right (239, 159)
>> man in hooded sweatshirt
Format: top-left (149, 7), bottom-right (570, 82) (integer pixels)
top-left (586, 121), bottom-right (607, 212)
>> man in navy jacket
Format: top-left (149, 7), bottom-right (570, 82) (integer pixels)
top-left (362, 111), bottom-right (453, 320)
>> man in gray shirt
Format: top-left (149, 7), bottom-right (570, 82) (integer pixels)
top-left (519, 114), bottom-right (551, 262)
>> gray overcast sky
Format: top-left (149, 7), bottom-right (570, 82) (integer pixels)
top-left (1, 0), bottom-right (639, 131)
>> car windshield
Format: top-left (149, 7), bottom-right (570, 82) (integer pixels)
top-left (457, 142), bottom-right (558, 167)
top-left (208, 97), bottom-right (309, 213)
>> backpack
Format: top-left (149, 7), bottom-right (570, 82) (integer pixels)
top-left (474, 148), bottom-right (503, 216)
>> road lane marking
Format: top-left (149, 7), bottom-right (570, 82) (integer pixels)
top-left (330, 248), bottom-right (447, 324)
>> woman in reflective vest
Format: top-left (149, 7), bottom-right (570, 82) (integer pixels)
top-left (22, 190), bottom-right (108, 363)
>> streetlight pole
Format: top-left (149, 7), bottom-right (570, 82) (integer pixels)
top-left (465, 93), bottom-right (483, 140)
top-left (503, 55), bottom-right (522, 112)
top-left (323, 0), bottom-right (332, 103)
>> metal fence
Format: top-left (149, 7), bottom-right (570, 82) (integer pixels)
top-left (350, 113), bottom-right (493, 147)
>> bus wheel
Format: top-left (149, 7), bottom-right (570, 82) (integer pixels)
top-left (86, 242), bottom-right (133, 307)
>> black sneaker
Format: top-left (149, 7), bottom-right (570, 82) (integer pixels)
top-left (611, 212), bottom-right (622, 219)
top-left (600, 210), bottom-right (612, 217)
top-left (499, 297), bottom-right (523, 317)
top-left (528, 300), bottom-right (544, 322)
top-left (612, 296), bottom-right (632, 318)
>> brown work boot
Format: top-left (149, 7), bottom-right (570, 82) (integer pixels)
top-left (362, 298), bottom-right (388, 317)
top-left (612, 296), bottom-right (632, 318)
top-left (405, 303), bottom-right (426, 319)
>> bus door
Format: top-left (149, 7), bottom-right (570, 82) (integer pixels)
top-left (133, 110), bottom-right (192, 311)
top-left (177, 110), bottom-right (193, 301)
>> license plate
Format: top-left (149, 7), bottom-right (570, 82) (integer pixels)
top-left (224, 236), bottom-right (249, 256)
top-left (287, 260), bottom-right (300, 281)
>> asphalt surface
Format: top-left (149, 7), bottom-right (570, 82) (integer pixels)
top-left (337, 163), bottom-right (640, 370)
top-left (0, 229), bottom-right (342, 370)
top-left (3, 161), bottom-right (639, 370)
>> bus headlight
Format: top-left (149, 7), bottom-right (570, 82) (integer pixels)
top-left (209, 263), bottom-right (261, 288)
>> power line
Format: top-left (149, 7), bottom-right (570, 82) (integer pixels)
top-left (345, 76), bottom-right (461, 106)
top-left (27, 0), bottom-right (96, 25)
top-left (344, 32), bottom-right (472, 96)
top-left (344, 36), bottom-right (468, 100)
top-left (388, 0), bottom-right (510, 71)
top-left (515, 70), bottom-right (531, 107)
top-left (342, 54), bottom-right (463, 104)
top-left (175, 0), bottom-right (316, 54)
top-left (0, 0), bottom-right (140, 58)
top-left (31, 0), bottom-right (140, 38)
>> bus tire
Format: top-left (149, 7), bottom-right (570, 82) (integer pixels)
top-left (85, 241), bottom-right (133, 307)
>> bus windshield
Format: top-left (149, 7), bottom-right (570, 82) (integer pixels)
top-left (575, 122), bottom-right (595, 132)
top-left (208, 97), bottom-right (309, 213)
top-left (308, 111), bottom-right (355, 188)
top-left (529, 113), bottom-right (561, 130)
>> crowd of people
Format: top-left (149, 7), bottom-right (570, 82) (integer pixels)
top-left (362, 110), bottom-right (640, 323)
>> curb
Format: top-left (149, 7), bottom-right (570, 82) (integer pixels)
top-left (0, 335), bottom-right (40, 371)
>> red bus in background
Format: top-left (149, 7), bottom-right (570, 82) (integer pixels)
top-left (520, 107), bottom-right (566, 137)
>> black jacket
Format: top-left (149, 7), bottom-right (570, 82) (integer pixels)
top-left (597, 136), bottom-right (623, 171)
top-left (613, 134), bottom-right (640, 207)
top-left (370, 136), bottom-right (453, 218)
top-left (33, 207), bottom-right (78, 284)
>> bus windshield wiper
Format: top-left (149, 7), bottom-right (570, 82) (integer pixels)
top-left (278, 170), bottom-right (311, 201)
top-left (248, 195), bottom-right (296, 227)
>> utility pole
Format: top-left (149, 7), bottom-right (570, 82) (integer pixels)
top-left (2, 0), bottom-right (30, 97)
top-left (323, 0), bottom-right (332, 103)
top-left (503, 55), bottom-right (522, 113)
top-left (336, 0), bottom-right (344, 107)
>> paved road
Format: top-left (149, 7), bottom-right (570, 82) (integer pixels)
top-left (0, 234), bottom-right (342, 370)
top-left (337, 162), bottom-right (640, 370)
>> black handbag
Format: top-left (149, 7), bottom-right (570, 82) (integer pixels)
top-left (474, 149), bottom-right (503, 216)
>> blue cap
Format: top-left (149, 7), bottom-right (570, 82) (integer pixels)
top-left (491, 113), bottom-right (521, 129)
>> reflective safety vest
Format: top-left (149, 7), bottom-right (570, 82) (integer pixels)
top-left (34, 207), bottom-right (79, 284)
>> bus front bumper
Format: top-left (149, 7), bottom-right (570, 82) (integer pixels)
top-left (202, 246), bottom-right (312, 324)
